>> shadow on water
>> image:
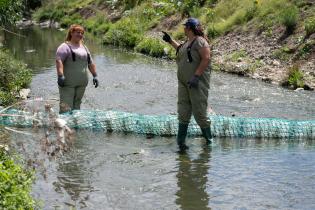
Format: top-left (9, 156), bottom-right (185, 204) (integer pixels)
top-left (176, 147), bottom-right (211, 210)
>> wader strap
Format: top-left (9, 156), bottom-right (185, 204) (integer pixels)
top-left (83, 45), bottom-right (92, 65)
top-left (187, 38), bottom-right (196, 63)
top-left (66, 43), bottom-right (76, 62)
top-left (65, 43), bottom-right (92, 65)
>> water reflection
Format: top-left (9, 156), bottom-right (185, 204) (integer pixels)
top-left (55, 138), bottom-right (94, 208)
top-left (176, 148), bottom-right (211, 210)
top-left (1, 27), bottom-right (65, 72)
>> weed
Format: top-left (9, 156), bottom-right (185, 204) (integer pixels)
top-left (305, 17), bottom-right (315, 37)
top-left (230, 49), bottom-right (247, 62)
top-left (279, 5), bottom-right (299, 33)
top-left (286, 64), bottom-right (304, 88)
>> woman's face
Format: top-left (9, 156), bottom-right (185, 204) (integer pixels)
top-left (71, 29), bottom-right (84, 42)
top-left (184, 25), bottom-right (190, 36)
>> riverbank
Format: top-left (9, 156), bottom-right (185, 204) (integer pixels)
top-left (31, 0), bottom-right (315, 90)
top-left (0, 49), bottom-right (32, 106)
top-left (0, 46), bottom-right (35, 209)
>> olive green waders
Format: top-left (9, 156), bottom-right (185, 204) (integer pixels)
top-left (176, 37), bottom-right (213, 149)
top-left (59, 53), bottom-right (89, 113)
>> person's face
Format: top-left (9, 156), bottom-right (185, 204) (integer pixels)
top-left (71, 29), bottom-right (84, 42)
top-left (184, 25), bottom-right (190, 36)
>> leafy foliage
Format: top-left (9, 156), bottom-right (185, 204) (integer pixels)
top-left (0, 146), bottom-right (36, 209)
top-left (0, 50), bottom-right (32, 105)
top-left (135, 37), bottom-right (175, 58)
top-left (0, 0), bottom-right (23, 26)
top-left (103, 18), bottom-right (143, 47)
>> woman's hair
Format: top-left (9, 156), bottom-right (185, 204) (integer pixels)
top-left (190, 24), bottom-right (209, 43)
top-left (65, 24), bottom-right (85, 42)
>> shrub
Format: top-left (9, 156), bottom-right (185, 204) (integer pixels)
top-left (279, 5), bottom-right (299, 33)
top-left (0, 0), bottom-right (23, 26)
top-left (103, 18), bottom-right (143, 47)
top-left (287, 65), bottom-right (304, 88)
top-left (135, 37), bottom-right (175, 58)
top-left (0, 146), bottom-right (36, 209)
top-left (0, 50), bottom-right (32, 105)
top-left (60, 13), bottom-right (83, 28)
top-left (305, 17), bottom-right (315, 37)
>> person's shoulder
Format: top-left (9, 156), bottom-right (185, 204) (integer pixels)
top-left (195, 36), bottom-right (209, 48)
top-left (57, 42), bottom-right (70, 52)
top-left (196, 36), bottom-right (208, 44)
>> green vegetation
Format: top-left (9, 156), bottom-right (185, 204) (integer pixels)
top-left (272, 46), bottom-right (292, 61)
top-left (0, 144), bottom-right (36, 209)
top-left (0, 0), bottom-right (23, 26)
top-left (286, 64), bottom-right (304, 88)
top-left (0, 50), bottom-right (32, 106)
top-left (279, 5), bottom-right (298, 33)
top-left (305, 17), bottom-right (315, 37)
top-left (230, 49), bottom-right (248, 62)
top-left (296, 40), bottom-right (315, 59)
top-left (32, 0), bottom-right (315, 59)
top-left (103, 18), bottom-right (142, 48)
top-left (135, 37), bottom-right (175, 58)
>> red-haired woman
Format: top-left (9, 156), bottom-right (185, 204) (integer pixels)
top-left (56, 24), bottom-right (98, 113)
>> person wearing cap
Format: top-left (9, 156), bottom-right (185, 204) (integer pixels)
top-left (56, 24), bottom-right (99, 113)
top-left (162, 18), bottom-right (212, 151)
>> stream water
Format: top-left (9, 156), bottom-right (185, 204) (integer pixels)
top-left (1, 27), bottom-right (315, 210)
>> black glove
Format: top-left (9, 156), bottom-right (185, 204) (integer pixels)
top-left (187, 75), bottom-right (199, 88)
top-left (57, 75), bottom-right (65, 87)
top-left (93, 76), bottom-right (99, 88)
top-left (162, 31), bottom-right (172, 43)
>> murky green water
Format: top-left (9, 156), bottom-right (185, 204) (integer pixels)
top-left (2, 27), bottom-right (315, 210)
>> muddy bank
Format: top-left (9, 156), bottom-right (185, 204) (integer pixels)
top-left (212, 26), bottom-right (315, 90)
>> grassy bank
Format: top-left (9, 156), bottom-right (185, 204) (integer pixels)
top-left (0, 49), bottom-right (32, 106)
top-left (33, 0), bottom-right (315, 89)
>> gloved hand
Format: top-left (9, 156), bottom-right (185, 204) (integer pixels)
top-left (93, 76), bottom-right (99, 88)
top-left (162, 31), bottom-right (172, 43)
top-left (57, 75), bottom-right (65, 87)
top-left (187, 75), bottom-right (199, 88)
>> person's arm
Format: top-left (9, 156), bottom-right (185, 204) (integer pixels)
top-left (88, 63), bottom-right (99, 88)
top-left (194, 47), bottom-right (211, 76)
top-left (55, 43), bottom-right (69, 86)
top-left (162, 31), bottom-right (180, 49)
top-left (56, 59), bottom-right (64, 76)
top-left (169, 39), bottom-right (181, 50)
top-left (88, 63), bottom-right (97, 77)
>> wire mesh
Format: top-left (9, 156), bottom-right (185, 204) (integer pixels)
top-left (0, 109), bottom-right (314, 139)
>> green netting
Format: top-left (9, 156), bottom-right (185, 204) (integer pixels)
top-left (0, 109), bottom-right (314, 139)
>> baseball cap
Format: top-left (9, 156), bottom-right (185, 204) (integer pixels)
top-left (183, 18), bottom-right (200, 27)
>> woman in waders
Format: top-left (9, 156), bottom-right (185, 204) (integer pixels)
top-left (56, 24), bottom-right (98, 113)
top-left (162, 18), bottom-right (213, 151)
